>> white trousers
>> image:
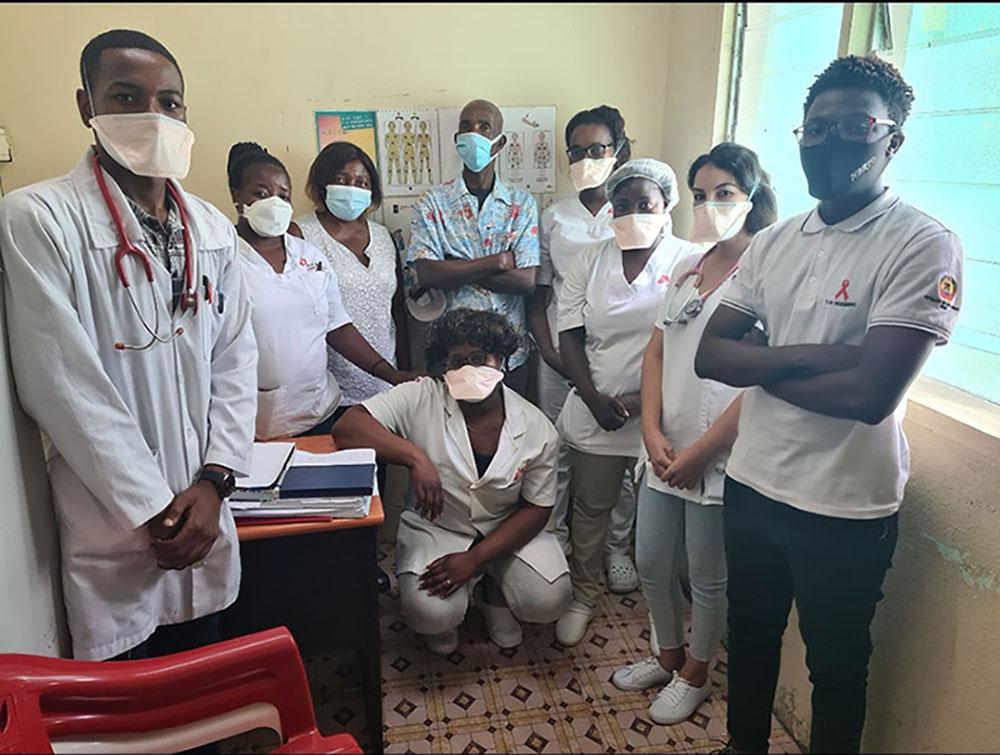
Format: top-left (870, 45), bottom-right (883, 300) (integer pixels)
top-left (537, 357), bottom-right (636, 556)
top-left (399, 551), bottom-right (572, 636)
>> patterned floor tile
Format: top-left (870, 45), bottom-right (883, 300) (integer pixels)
top-left (223, 543), bottom-right (801, 754)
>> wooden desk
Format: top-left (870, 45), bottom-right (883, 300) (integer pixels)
top-left (220, 436), bottom-right (384, 751)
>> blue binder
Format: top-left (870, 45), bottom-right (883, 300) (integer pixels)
top-left (278, 463), bottom-right (376, 499)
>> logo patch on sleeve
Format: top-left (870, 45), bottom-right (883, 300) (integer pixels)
top-left (923, 273), bottom-right (960, 312)
top-left (938, 274), bottom-right (957, 303)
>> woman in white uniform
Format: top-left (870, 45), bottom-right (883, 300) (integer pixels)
top-left (332, 309), bottom-right (571, 655)
top-left (227, 142), bottom-right (415, 441)
top-left (527, 105), bottom-right (639, 593)
top-left (612, 143), bottom-right (777, 724)
top-left (554, 159), bottom-right (702, 647)
top-left (293, 141), bottom-right (411, 408)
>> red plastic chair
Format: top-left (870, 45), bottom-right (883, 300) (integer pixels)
top-left (0, 627), bottom-right (362, 754)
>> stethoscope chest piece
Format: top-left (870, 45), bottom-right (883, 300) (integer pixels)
top-left (93, 153), bottom-right (198, 350)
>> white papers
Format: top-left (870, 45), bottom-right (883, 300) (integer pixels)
top-left (290, 448), bottom-right (376, 467)
top-left (232, 447), bottom-right (378, 521)
top-left (234, 496), bottom-right (372, 519)
top-left (239, 442), bottom-right (295, 490)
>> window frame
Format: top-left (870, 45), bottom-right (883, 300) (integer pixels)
top-left (722, 1), bottom-right (1000, 423)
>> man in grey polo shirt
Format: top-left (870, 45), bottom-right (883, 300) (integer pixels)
top-left (696, 56), bottom-right (963, 753)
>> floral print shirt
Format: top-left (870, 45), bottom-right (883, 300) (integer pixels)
top-left (407, 176), bottom-right (539, 369)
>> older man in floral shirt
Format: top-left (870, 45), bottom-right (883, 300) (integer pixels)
top-left (407, 99), bottom-right (539, 396)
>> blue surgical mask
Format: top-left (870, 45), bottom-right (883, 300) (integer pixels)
top-left (325, 184), bottom-right (372, 221)
top-left (455, 132), bottom-right (503, 173)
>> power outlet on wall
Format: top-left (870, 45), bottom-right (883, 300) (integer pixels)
top-left (0, 126), bottom-right (12, 163)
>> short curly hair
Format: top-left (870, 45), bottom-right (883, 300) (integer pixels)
top-left (804, 54), bottom-right (915, 126)
top-left (425, 309), bottom-right (521, 375)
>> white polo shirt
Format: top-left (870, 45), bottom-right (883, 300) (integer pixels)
top-left (556, 233), bottom-right (700, 456)
top-left (721, 190), bottom-right (963, 519)
top-left (240, 234), bottom-right (352, 439)
top-left (538, 196), bottom-right (614, 349)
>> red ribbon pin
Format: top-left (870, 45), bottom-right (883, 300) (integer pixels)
top-left (835, 279), bottom-right (850, 301)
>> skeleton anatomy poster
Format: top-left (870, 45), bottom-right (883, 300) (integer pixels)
top-left (377, 108), bottom-right (441, 196)
top-left (498, 106), bottom-right (557, 194)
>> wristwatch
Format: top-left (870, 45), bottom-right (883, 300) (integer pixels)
top-left (198, 467), bottom-right (237, 500)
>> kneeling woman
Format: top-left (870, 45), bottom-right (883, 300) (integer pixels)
top-left (333, 309), bottom-right (572, 654)
top-left (227, 142), bottom-right (414, 440)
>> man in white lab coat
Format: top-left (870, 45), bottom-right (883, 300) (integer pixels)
top-left (0, 29), bottom-right (257, 660)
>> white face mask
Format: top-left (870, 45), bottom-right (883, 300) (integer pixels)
top-left (90, 112), bottom-right (195, 179)
top-left (689, 201), bottom-right (754, 244)
top-left (243, 195), bottom-right (293, 238)
top-left (610, 213), bottom-right (669, 250)
top-left (444, 365), bottom-right (504, 403)
top-left (569, 157), bottom-right (617, 192)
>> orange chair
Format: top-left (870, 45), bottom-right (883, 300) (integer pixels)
top-left (0, 627), bottom-right (362, 754)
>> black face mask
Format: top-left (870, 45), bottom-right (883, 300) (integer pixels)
top-left (799, 136), bottom-right (886, 200)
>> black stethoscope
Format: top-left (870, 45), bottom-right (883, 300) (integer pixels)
top-left (92, 153), bottom-right (199, 351)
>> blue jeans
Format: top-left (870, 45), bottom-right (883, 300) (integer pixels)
top-left (635, 482), bottom-right (727, 662)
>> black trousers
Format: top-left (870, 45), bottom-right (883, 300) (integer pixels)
top-left (112, 612), bottom-right (222, 661)
top-left (723, 477), bottom-right (898, 754)
top-left (504, 362), bottom-right (531, 399)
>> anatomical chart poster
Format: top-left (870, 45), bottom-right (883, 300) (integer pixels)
top-left (498, 106), bottom-right (557, 194)
top-left (377, 108), bottom-right (441, 196)
top-left (314, 111), bottom-right (378, 160)
top-left (437, 106), bottom-right (557, 193)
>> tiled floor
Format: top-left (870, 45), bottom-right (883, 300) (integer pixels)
top-left (226, 545), bottom-right (800, 754)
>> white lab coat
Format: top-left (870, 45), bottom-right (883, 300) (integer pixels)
top-left (0, 149), bottom-right (258, 660)
top-left (362, 379), bottom-right (569, 583)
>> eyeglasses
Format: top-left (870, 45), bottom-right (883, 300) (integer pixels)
top-left (566, 142), bottom-right (616, 162)
top-left (444, 350), bottom-right (494, 372)
top-left (793, 115), bottom-right (897, 147)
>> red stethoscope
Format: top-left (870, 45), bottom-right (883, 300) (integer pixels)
top-left (92, 153), bottom-right (199, 351)
top-left (661, 247), bottom-right (739, 326)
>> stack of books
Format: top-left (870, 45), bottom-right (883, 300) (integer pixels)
top-left (231, 443), bottom-right (376, 523)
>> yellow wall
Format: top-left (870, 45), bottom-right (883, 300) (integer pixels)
top-left (0, 2), bottom-right (690, 218)
top-left (661, 2), bottom-right (733, 239)
top-left (773, 402), bottom-right (1000, 752)
top-left (3, 7), bottom-right (1000, 752)
top-left (0, 0), bottom-right (732, 655)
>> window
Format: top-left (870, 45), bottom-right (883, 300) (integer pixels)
top-left (875, 3), bottom-right (1000, 405)
top-left (730, 2), bottom-right (1000, 406)
top-left (732, 3), bottom-right (845, 218)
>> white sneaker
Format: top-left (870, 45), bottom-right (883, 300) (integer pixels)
top-left (648, 674), bottom-right (713, 725)
top-left (555, 600), bottom-right (594, 646)
top-left (480, 601), bottom-right (523, 648)
top-left (606, 552), bottom-right (639, 594)
top-left (423, 628), bottom-right (459, 655)
top-left (612, 657), bottom-right (673, 691)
